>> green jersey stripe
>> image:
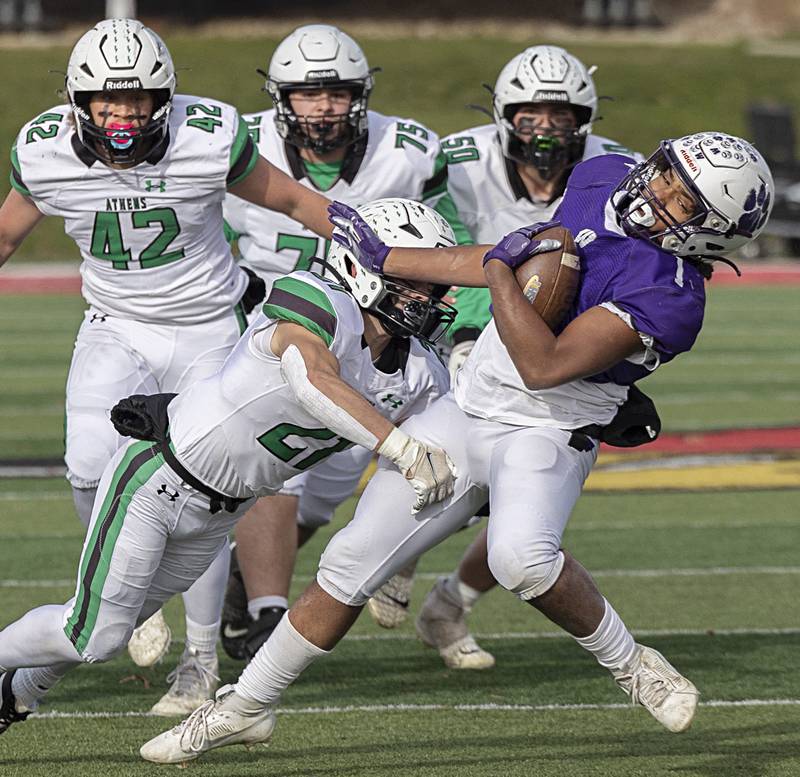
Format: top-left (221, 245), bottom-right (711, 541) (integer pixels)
top-left (9, 144), bottom-right (31, 197)
top-left (271, 276), bottom-right (337, 318)
top-left (230, 115), bottom-right (251, 170)
top-left (422, 151), bottom-right (448, 200)
top-left (234, 300), bottom-right (248, 335)
top-left (263, 291), bottom-right (335, 347)
top-left (227, 135), bottom-right (258, 188)
top-left (65, 441), bottom-right (164, 654)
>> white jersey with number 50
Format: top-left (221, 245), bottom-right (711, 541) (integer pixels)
top-left (444, 123), bottom-right (642, 243)
top-left (169, 271), bottom-right (449, 498)
top-left (11, 94), bottom-right (258, 325)
top-left (223, 109), bottom-right (446, 287)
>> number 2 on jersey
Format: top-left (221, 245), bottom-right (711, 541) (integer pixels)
top-left (257, 423), bottom-right (352, 471)
top-left (90, 208), bottom-right (184, 269)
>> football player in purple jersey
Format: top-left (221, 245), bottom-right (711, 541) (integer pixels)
top-left (140, 132), bottom-right (773, 762)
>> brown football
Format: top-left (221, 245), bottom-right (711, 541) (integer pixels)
top-left (514, 225), bottom-right (581, 330)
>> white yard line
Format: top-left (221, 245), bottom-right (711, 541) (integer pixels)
top-left (3, 566), bottom-right (800, 589)
top-left (29, 698), bottom-right (800, 720)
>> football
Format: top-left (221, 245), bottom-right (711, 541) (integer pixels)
top-left (514, 225), bottom-right (581, 330)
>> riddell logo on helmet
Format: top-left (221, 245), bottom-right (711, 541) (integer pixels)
top-left (532, 90), bottom-right (568, 102)
top-left (103, 78), bottom-right (143, 90)
top-left (680, 148), bottom-right (699, 172)
top-left (305, 70), bottom-right (339, 81)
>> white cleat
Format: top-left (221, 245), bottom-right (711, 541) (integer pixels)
top-left (612, 644), bottom-right (699, 733)
top-left (140, 684), bottom-right (276, 764)
top-left (415, 577), bottom-right (495, 670)
top-left (367, 562), bottom-right (418, 629)
top-left (128, 609), bottom-right (172, 668)
top-left (150, 646), bottom-right (220, 716)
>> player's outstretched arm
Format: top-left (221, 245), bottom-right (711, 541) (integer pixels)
top-left (0, 189), bottom-right (44, 269)
top-left (229, 156), bottom-right (333, 240)
top-left (269, 322), bottom-right (456, 512)
top-left (329, 201), bottom-right (489, 287)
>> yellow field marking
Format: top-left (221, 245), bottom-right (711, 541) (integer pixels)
top-left (586, 459), bottom-right (800, 491)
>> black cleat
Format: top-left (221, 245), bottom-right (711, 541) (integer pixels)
top-left (244, 607), bottom-right (287, 661)
top-left (0, 670), bottom-right (30, 735)
top-left (221, 546), bottom-right (251, 661)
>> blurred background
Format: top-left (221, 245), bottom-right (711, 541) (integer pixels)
top-left (1, 0), bottom-right (800, 262)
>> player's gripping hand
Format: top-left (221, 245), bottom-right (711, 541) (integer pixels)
top-left (448, 339), bottom-right (475, 383)
top-left (328, 201), bottom-right (391, 274)
top-left (378, 428), bottom-right (457, 513)
top-left (482, 220), bottom-right (563, 269)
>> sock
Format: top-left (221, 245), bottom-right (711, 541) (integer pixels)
top-left (444, 573), bottom-right (482, 612)
top-left (12, 662), bottom-right (73, 711)
top-left (184, 617), bottom-right (219, 657)
top-left (573, 599), bottom-right (637, 671)
top-left (235, 613), bottom-right (328, 705)
top-left (248, 596), bottom-right (288, 620)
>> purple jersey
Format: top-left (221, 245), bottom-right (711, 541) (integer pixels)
top-left (554, 154), bottom-right (706, 385)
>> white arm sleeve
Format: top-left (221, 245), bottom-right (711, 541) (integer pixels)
top-left (280, 344), bottom-right (380, 451)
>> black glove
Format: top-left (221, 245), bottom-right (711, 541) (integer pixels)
top-left (110, 393), bottom-right (177, 441)
top-left (240, 266), bottom-right (266, 314)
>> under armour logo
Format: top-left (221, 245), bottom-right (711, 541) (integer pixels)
top-left (145, 179), bottom-right (167, 192)
top-left (90, 313), bottom-right (107, 323)
top-left (380, 393), bottom-right (404, 409)
top-left (157, 485), bottom-right (179, 502)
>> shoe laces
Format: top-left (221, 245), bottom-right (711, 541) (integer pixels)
top-left (166, 652), bottom-right (219, 698)
top-left (175, 698), bottom-right (217, 754)
top-left (619, 661), bottom-right (679, 710)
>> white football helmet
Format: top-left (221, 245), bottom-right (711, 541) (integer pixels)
top-left (613, 132), bottom-right (774, 259)
top-left (265, 24), bottom-right (374, 154)
top-left (492, 45), bottom-right (598, 179)
top-left (327, 198), bottom-right (457, 343)
top-left (66, 18), bottom-right (176, 164)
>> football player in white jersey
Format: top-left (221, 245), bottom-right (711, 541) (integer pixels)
top-left (0, 198), bottom-right (457, 738)
top-left (0, 18), bottom-right (334, 711)
top-left (219, 24), bottom-right (470, 664)
top-left (138, 132), bottom-right (774, 762)
top-left (368, 45), bottom-right (642, 669)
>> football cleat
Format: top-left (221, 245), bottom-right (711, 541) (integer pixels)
top-left (612, 644), bottom-right (699, 733)
top-left (366, 562), bottom-right (418, 629)
top-left (150, 646), bottom-right (220, 716)
top-left (415, 577), bottom-right (495, 670)
top-left (0, 670), bottom-right (30, 735)
top-left (244, 607), bottom-right (287, 661)
top-left (221, 545), bottom-right (251, 661)
top-left (140, 684), bottom-right (276, 763)
top-left (128, 609), bottom-right (172, 668)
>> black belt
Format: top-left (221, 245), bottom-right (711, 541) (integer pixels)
top-left (156, 437), bottom-right (248, 515)
top-left (566, 425), bottom-right (603, 452)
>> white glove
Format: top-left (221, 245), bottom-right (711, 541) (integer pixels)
top-left (378, 428), bottom-right (457, 514)
top-left (447, 339), bottom-right (475, 384)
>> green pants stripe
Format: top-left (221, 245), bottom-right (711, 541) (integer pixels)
top-left (65, 440), bottom-right (165, 653)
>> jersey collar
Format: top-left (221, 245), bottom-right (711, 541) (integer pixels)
top-left (70, 130), bottom-right (170, 168)
top-left (284, 135), bottom-right (369, 188)
top-left (503, 154), bottom-right (569, 207)
top-left (364, 336), bottom-right (411, 375)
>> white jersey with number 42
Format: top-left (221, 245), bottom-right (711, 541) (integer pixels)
top-left (11, 95), bottom-right (258, 325)
top-left (223, 109), bottom-right (446, 286)
top-left (169, 271), bottom-right (449, 498)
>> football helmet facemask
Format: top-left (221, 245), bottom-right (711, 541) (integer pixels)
top-left (492, 45), bottom-right (598, 180)
top-left (327, 198), bottom-right (457, 344)
top-left (612, 132), bottom-right (774, 259)
top-left (265, 24), bottom-right (374, 155)
top-left (66, 18), bottom-right (176, 165)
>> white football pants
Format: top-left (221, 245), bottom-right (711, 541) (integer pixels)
top-left (318, 392), bottom-right (597, 605)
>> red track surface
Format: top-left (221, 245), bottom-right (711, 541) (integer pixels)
top-left (602, 426), bottom-right (800, 456)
